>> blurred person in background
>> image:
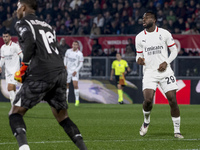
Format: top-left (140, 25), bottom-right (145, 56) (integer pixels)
top-left (109, 45), bottom-right (117, 56)
top-left (59, 38), bottom-right (70, 58)
top-left (0, 30), bottom-right (23, 106)
top-left (110, 53), bottom-right (131, 104)
top-left (90, 22), bottom-right (101, 35)
top-left (91, 38), bottom-right (102, 56)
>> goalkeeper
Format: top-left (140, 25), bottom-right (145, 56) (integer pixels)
top-left (9, 0), bottom-right (87, 150)
top-left (110, 53), bottom-right (130, 104)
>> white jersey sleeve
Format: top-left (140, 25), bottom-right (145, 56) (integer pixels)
top-left (165, 30), bottom-right (176, 47)
top-left (64, 49), bottom-right (69, 66)
top-left (15, 43), bottom-right (23, 60)
top-left (0, 46), bottom-right (5, 67)
top-left (164, 30), bottom-right (177, 64)
top-left (135, 34), bottom-right (144, 62)
top-left (75, 52), bottom-right (84, 72)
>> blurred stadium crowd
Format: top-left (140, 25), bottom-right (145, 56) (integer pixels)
top-left (1, 0), bottom-right (200, 36)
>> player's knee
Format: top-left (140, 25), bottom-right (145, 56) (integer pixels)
top-left (167, 93), bottom-right (177, 105)
top-left (144, 98), bottom-right (153, 106)
top-left (117, 84), bottom-right (122, 89)
top-left (143, 98), bottom-right (153, 110)
top-left (74, 85), bottom-right (78, 89)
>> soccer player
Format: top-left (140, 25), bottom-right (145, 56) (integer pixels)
top-left (0, 31), bottom-right (23, 105)
top-left (64, 41), bottom-right (83, 106)
top-left (110, 53), bottom-right (130, 104)
top-left (135, 11), bottom-right (184, 138)
top-left (9, 1), bottom-right (87, 150)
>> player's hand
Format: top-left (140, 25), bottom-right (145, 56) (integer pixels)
top-left (0, 67), bottom-right (2, 73)
top-left (72, 71), bottom-right (77, 76)
top-left (14, 62), bottom-right (28, 83)
top-left (158, 61), bottom-right (167, 72)
top-left (127, 67), bottom-right (131, 72)
top-left (110, 76), bottom-right (113, 81)
top-left (137, 57), bottom-right (145, 65)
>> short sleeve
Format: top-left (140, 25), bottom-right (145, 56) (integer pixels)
top-left (165, 30), bottom-right (175, 47)
top-left (111, 61), bottom-right (115, 69)
top-left (0, 47), bottom-right (4, 58)
top-left (125, 60), bottom-right (128, 67)
top-left (65, 50), bottom-right (68, 57)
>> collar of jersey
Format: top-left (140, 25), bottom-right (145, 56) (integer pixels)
top-left (6, 40), bottom-right (12, 46)
top-left (144, 26), bottom-right (158, 35)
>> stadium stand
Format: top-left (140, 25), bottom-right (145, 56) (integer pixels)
top-left (1, 0), bottom-right (200, 36)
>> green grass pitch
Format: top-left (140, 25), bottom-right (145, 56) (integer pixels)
top-left (0, 102), bottom-right (200, 150)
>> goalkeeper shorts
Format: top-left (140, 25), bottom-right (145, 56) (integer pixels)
top-left (13, 70), bottom-right (68, 110)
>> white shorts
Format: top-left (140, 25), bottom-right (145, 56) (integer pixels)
top-left (6, 74), bottom-right (17, 85)
top-left (67, 72), bottom-right (79, 83)
top-left (142, 72), bottom-right (178, 93)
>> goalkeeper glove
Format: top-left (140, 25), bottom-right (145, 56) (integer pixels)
top-left (14, 62), bottom-right (28, 83)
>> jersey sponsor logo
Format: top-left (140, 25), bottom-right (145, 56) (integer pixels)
top-left (4, 55), bottom-right (13, 60)
top-left (68, 57), bottom-right (77, 62)
top-left (145, 46), bottom-right (163, 52)
top-left (145, 45), bottom-right (163, 55)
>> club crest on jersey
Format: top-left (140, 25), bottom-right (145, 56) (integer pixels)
top-left (19, 27), bottom-right (27, 36)
top-left (159, 35), bottom-right (162, 41)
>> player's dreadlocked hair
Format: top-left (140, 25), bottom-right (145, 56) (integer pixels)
top-left (146, 10), bottom-right (157, 22)
top-left (19, 0), bottom-right (37, 11)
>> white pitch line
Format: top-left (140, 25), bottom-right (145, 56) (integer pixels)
top-left (0, 138), bottom-right (199, 145)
